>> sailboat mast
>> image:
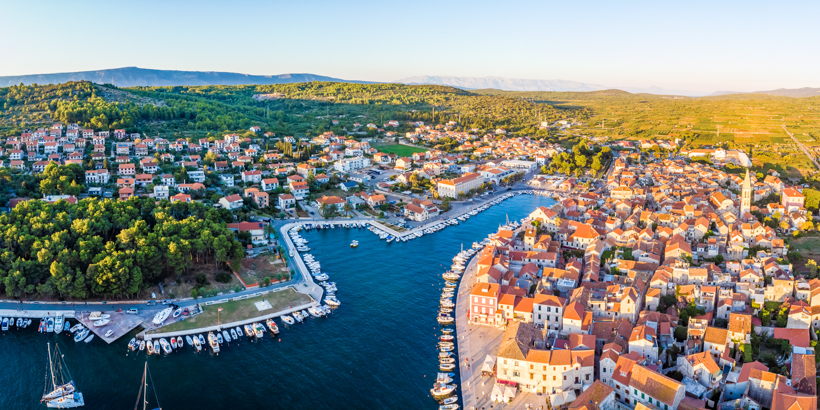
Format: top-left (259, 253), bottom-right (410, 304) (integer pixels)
top-left (48, 343), bottom-right (57, 390)
top-left (143, 362), bottom-right (148, 410)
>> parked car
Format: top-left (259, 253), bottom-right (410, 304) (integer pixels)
top-left (146, 301), bottom-right (156, 306)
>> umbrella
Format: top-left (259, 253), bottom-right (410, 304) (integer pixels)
top-left (503, 385), bottom-right (516, 402)
top-left (481, 354), bottom-right (496, 373)
top-left (491, 383), bottom-right (503, 402)
top-left (549, 390), bottom-right (576, 407)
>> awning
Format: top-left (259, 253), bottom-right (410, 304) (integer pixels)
top-left (481, 354), bottom-right (496, 373)
top-left (549, 390), bottom-right (576, 407)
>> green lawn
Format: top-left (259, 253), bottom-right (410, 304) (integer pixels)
top-left (376, 144), bottom-right (427, 157)
top-left (149, 288), bottom-right (312, 333)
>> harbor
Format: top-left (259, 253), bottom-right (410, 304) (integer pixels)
top-left (0, 193), bottom-right (555, 409)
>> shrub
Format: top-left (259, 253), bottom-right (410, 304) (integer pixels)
top-left (194, 274), bottom-right (209, 286)
top-left (215, 273), bottom-right (232, 283)
top-left (275, 273), bottom-right (283, 281)
top-left (263, 277), bottom-right (271, 286)
top-left (191, 288), bottom-right (198, 298)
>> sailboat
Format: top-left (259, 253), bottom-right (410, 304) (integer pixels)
top-left (41, 343), bottom-right (85, 408)
top-left (134, 362), bottom-right (162, 410)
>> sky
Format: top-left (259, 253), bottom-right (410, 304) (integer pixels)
top-left (2, 0), bottom-right (819, 95)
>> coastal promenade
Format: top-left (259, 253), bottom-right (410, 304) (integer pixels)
top-left (455, 228), bottom-right (547, 410)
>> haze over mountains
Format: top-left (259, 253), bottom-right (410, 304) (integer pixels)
top-left (0, 67), bottom-right (816, 98)
top-left (0, 67), bottom-right (360, 88)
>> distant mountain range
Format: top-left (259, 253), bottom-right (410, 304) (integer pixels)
top-left (710, 87), bottom-right (820, 98)
top-left (0, 67), bottom-right (367, 88)
top-left (395, 75), bottom-right (606, 92)
top-left (1, 67), bottom-right (817, 98)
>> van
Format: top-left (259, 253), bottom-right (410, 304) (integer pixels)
top-left (126, 308), bottom-right (139, 315)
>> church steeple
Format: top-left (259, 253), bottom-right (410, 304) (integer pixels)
top-left (740, 169), bottom-right (751, 217)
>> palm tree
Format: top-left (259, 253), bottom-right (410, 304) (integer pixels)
top-left (319, 202), bottom-right (330, 219)
top-left (263, 223), bottom-right (276, 241)
top-left (343, 202), bottom-right (353, 217)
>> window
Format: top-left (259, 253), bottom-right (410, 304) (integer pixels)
top-left (547, 307), bottom-right (552, 312)
top-left (586, 374), bottom-right (590, 381)
top-left (648, 398), bottom-right (652, 404)
top-left (563, 375), bottom-right (566, 381)
top-left (530, 374), bottom-right (534, 380)
top-left (641, 393), bottom-right (645, 399)
top-left (634, 389), bottom-right (637, 395)
top-left (553, 376), bottom-right (556, 381)
top-left (513, 371), bottom-right (520, 377)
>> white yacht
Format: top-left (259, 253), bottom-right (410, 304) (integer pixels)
top-left (42, 344), bottom-right (85, 408)
top-left (152, 307), bottom-right (173, 325)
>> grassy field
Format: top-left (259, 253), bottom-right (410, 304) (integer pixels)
top-left (149, 287), bottom-right (311, 333)
top-left (789, 236), bottom-right (820, 273)
top-left (375, 144), bottom-right (427, 157)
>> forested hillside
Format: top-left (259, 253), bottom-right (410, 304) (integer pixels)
top-left (0, 197), bottom-right (245, 300)
top-left (0, 81), bottom-right (584, 139)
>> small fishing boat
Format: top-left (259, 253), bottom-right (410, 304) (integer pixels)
top-left (39, 319), bottom-right (46, 333)
top-left (146, 341), bottom-right (155, 355)
top-left (186, 335), bottom-right (194, 347)
top-left (437, 314), bottom-right (454, 325)
top-left (177, 336), bottom-right (184, 348)
top-left (104, 330), bottom-right (114, 338)
top-left (192, 336), bottom-right (201, 352)
top-left (440, 345), bottom-right (454, 352)
top-left (208, 333), bottom-right (220, 353)
top-left (441, 396), bottom-right (458, 405)
top-left (170, 337), bottom-right (177, 349)
top-left (253, 323), bottom-right (264, 338)
top-left (73, 329), bottom-right (88, 343)
top-left (159, 338), bottom-right (172, 354)
top-left (128, 338), bottom-right (137, 350)
top-left (153, 341), bottom-right (160, 354)
top-left (244, 324), bottom-right (254, 337)
top-left (69, 324), bottom-right (83, 333)
top-left (222, 330), bottom-right (231, 343)
top-left (63, 322), bottom-right (71, 332)
top-left (430, 383), bottom-right (457, 397)
top-left (92, 319), bottom-right (110, 327)
top-left (152, 308), bottom-right (173, 325)
top-left (439, 363), bottom-right (456, 371)
top-left (16, 317), bottom-right (22, 328)
top-left (325, 296), bottom-right (340, 307)
top-left (54, 315), bottom-right (64, 331)
top-left (139, 340), bottom-right (145, 351)
top-left (235, 326), bottom-right (243, 337)
top-left (230, 329), bottom-right (238, 340)
top-left (46, 317), bottom-right (55, 333)
top-left (440, 404), bottom-right (459, 410)
top-left (440, 335), bottom-right (454, 341)
top-left (172, 308), bottom-right (182, 318)
top-left (83, 334), bottom-right (94, 343)
top-left (198, 335), bottom-right (206, 350)
top-left (442, 328), bottom-right (454, 334)
top-left (281, 315), bottom-right (295, 325)
top-left (440, 358), bottom-right (455, 364)
top-left (216, 333), bottom-right (224, 344)
top-left (350, 240), bottom-right (359, 248)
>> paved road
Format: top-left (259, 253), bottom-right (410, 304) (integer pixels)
top-left (782, 123), bottom-right (820, 170)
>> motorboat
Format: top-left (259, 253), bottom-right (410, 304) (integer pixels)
top-left (46, 317), bottom-right (55, 333)
top-left (440, 345), bottom-right (454, 352)
top-left (430, 383), bottom-right (457, 397)
top-left (235, 326), bottom-right (244, 337)
top-left (350, 240), bottom-right (359, 248)
top-left (192, 335), bottom-right (202, 352)
top-left (139, 340), bottom-right (145, 351)
top-left (325, 296), bottom-right (340, 307)
top-left (128, 338), bottom-right (137, 351)
top-left (230, 329), bottom-right (238, 340)
top-left (159, 338), bottom-right (172, 354)
top-left (69, 324), bottom-right (83, 333)
top-left (186, 335), bottom-right (194, 347)
top-left (442, 328), bottom-right (454, 334)
top-left (244, 324), bottom-right (254, 337)
top-left (439, 363), bottom-right (456, 371)
top-left (266, 319), bottom-right (279, 333)
top-left (173, 308), bottom-right (183, 318)
top-left (152, 307), bottom-right (173, 325)
top-left (146, 341), bottom-right (155, 355)
top-left (83, 334), bottom-right (94, 343)
top-left (198, 335), bottom-right (206, 350)
top-left (177, 336), bottom-right (184, 348)
top-left (63, 322), bottom-right (70, 332)
top-left (153, 341), bottom-right (160, 354)
top-left (104, 330), bottom-right (114, 338)
top-left (440, 335), bottom-right (454, 341)
top-left (39, 319), bottom-right (45, 333)
top-left (440, 358), bottom-right (455, 364)
top-left (54, 315), bottom-right (64, 331)
top-left (92, 319), bottom-right (110, 327)
top-left (73, 329), bottom-right (89, 343)
top-left (0, 317), bottom-right (7, 331)
top-left (437, 314), bottom-right (454, 325)
top-left (170, 337), bottom-right (177, 348)
top-left (281, 315), bottom-right (295, 325)
top-left (216, 332), bottom-right (224, 344)
top-left (293, 311), bottom-right (303, 323)
top-left (16, 317), bottom-right (22, 328)
top-left (442, 272), bottom-right (461, 281)
top-left (440, 404), bottom-right (459, 410)
top-left (253, 323), bottom-right (264, 338)
top-left (222, 330), bottom-right (231, 343)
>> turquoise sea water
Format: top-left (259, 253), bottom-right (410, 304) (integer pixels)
top-left (0, 194), bottom-right (554, 409)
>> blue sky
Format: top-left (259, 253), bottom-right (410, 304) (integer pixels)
top-left (2, 0), bottom-right (818, 94)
